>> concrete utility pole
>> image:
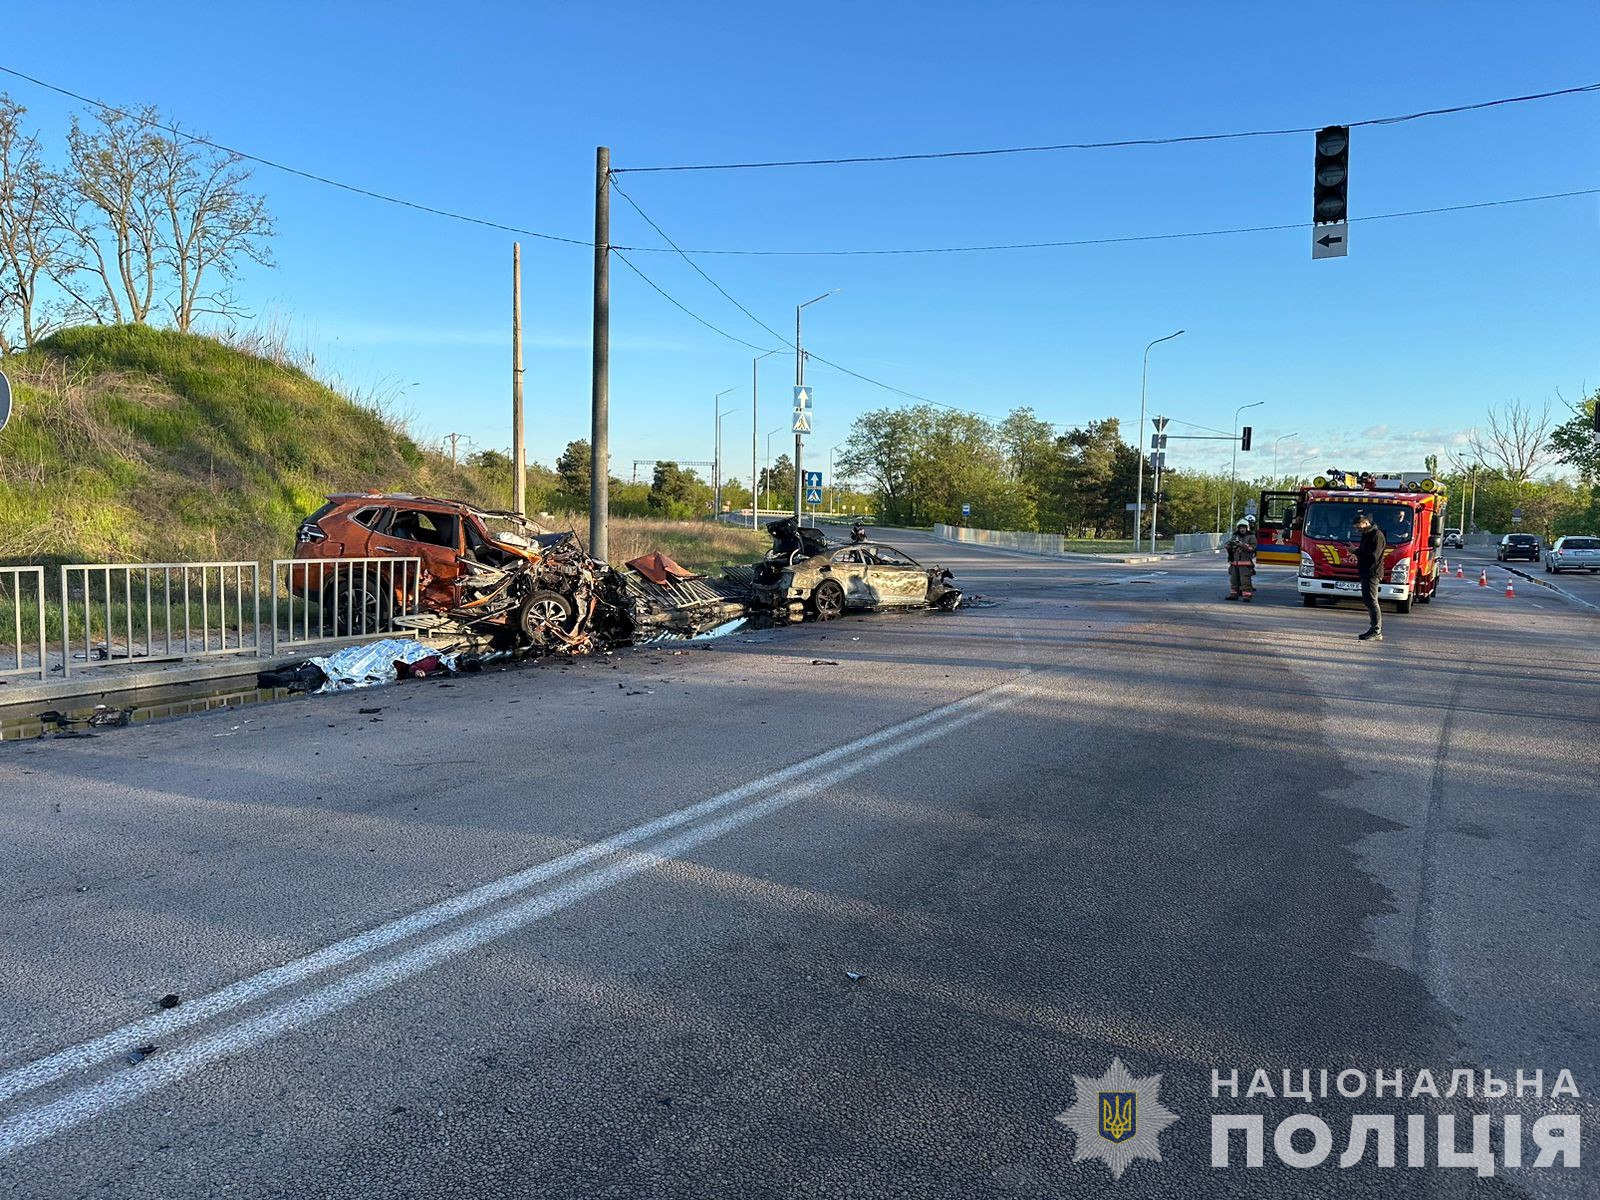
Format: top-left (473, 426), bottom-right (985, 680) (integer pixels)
top-left (512, 243), bottom-right (526, 515)
top-left (589, 148), bottom-right (610, 562)
top-left (447, 432), bottom-right (462, 466)
top-left (1227, 400), bottom-right (1264, 531)
top-left (752, 349), bottom-right (779, 529)
top-left (1135, 330), bottom-right (1183, 546)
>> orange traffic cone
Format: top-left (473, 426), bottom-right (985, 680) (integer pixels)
top-left (1505, 579), bottom-right (1515, 598)
top-left (1478, 569), bottom-right (1488, 587)
top-left (1455, 564), bottom-right (1464, 578)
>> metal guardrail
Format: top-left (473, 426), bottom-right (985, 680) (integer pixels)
top-left (934, 523), bottom-right (1066, 555)
top-left (0, 566), bottom-right (47, 683)
top-left (59, 562), bottom-right (262, 678)
top-left (269, 556), bottom-right (423, 653)
top-left (1173, 532), bottom-right (1226, 553)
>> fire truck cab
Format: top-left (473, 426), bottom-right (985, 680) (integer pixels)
top-left (1260, 472), bottom-right (1448, 614)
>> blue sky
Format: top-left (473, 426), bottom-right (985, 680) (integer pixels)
top-left (6, 1), bottom-right (1599, 483)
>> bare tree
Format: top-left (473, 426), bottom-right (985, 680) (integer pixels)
top-left (0, 96), bottom-right (72, 352)
top-left (56, 105), bottom-right (172, 324)
top-left (1457, 399), bottom-right (1557, 483)
top-left (152, 124), bottom-right (273, 331)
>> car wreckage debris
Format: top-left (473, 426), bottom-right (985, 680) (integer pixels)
top-left (255, 524), bottom-right (961, 697)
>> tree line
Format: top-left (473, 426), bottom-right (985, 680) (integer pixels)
top-left (0, 94), bottom-right (273, 353)
top-left (833, 395), bottom-right (1600, 540)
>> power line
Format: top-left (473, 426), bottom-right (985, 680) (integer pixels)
top-left (615, 81), bottom-right (1600, 173)
top-left (625, 186), bottom-right (1600, 257)
top-left (8, 65), bottom-right (1592, 262)
top-left (611, 180), bottom-right (1007, 418)
top-left (609, 176), bottom-right (795, 347)
top-left (0, 63), bottom-right (594, 247)
top-left (611, 250), bottom-right (775, 352)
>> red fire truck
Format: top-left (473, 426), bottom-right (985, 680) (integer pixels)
top-left (1257, 472), bottom-right (1449, 614)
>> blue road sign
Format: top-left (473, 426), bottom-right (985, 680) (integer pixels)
top-left (804, 471), bottom-right (822, 488)
top-left (962, 503), bottom-right (971, 517)
top-left (794, 385), bottom-right (813, 409)
top-left (805, 487), bottom-right (823, 504)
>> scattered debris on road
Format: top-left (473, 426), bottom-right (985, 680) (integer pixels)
top-left (87, 705), bottom-right (134, 728)
top-left (157, 994), bottom-right (181, 1009)
top-left (126, 1044), bottom-right (158, 1064)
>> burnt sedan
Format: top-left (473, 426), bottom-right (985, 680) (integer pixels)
top-left (752, 540), bottom-right (961, 621)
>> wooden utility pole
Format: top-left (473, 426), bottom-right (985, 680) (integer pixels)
top-left (589, 148), bottom-right (610, 562)
top-left (512, 243), bottom-right (527, 515)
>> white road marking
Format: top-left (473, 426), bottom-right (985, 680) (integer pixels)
top-left (0, 677), bottom-right (1027, 1157)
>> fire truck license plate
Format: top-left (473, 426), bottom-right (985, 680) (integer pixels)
top-left (1330, 582), bottom-right (1360, 592)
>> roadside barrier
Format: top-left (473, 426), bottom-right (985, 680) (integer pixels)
top-left (0, 557), bottom-right (425, 686)
top-left (0, 566), bottom-right (47, 684)
top-left (60, 562), bottom-right (261, 679)
top-left (269, 557), bottom-right (423, 653)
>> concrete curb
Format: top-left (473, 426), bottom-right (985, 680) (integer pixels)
top-left (0, 655), bottom-right (278, 710)
top-left (0, 633), bottom-right (437, 710)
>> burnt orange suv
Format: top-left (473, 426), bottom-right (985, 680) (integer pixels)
top-left (292, 494), bottom-right (560, 632)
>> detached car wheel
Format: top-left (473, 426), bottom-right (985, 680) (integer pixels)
top-left (518, 589), bottom-right (578, 647)
top-left (811, 579), bottom-right (846, 621)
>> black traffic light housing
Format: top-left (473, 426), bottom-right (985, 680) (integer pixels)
top-left (1240, 426), bottom-right (1253, 452)
top-left (1314, 126), bottom-right (1349, 224)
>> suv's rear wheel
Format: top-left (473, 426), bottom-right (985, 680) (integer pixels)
top-left (322, 580), bottom-right (384, 636)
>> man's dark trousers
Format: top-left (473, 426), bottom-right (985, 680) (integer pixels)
top-left (1361, 573), bottom-right (1382, 633)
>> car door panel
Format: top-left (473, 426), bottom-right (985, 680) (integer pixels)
top-left (366, 508), bottom-right (463, 608)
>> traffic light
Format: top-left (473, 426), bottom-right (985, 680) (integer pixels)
top-left (1240, 426), bottom-right (1253, 452)
top-left (1313, 125), bottom-right (1349, 224)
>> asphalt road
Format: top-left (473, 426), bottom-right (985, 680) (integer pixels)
top-left (1447, 543), bottom-right (1600, 611)
top-left (1, 530), bottom-right (1595, 1198)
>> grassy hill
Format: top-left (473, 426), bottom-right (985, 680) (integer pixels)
top-left (0, 325), bottom-right (507, 566)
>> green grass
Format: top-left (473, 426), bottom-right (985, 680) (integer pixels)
top-left (0, 324), bottom-right (505, 568)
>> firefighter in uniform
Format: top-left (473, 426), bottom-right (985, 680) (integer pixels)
top-left (1225, 520), bottom-right (1256, 601)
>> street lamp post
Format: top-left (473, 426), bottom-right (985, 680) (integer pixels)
top-left (751, 349), bottom-right (780, 529)
top-left (1272, 432), bottom-right (1300, 479)
top-left (1228, 400), bottom-right (1265, 530)
top-left (795, 290), bottom-right (838, 520)
top-left (712, 386), bottom-right (737, 517)
top-left (715, 405), bottom-right (738, 517)
top-left (763, 426), bottom-right (786, 516)
top-left (1135, 330), bottom-right (1184, 550)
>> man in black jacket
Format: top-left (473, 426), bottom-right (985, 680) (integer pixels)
top-left (1354, 511), bottom-right (1387, 641)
